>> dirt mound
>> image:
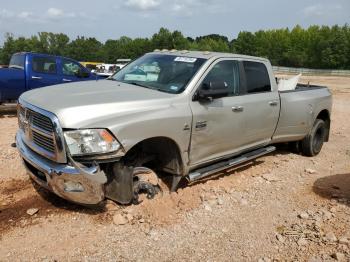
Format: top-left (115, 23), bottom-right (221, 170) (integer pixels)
top-left (129, 186), bottom-right (203, 225)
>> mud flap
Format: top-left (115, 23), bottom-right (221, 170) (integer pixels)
top-left (105, 163), bottom-right (134, 205)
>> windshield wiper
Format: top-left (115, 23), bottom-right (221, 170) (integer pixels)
top-left (127, 82), bottom-right (158, 90)
top-left (130, 82), bottom-right (176, 94)
top-left (129, 82), bottom-right (150, 88)
top-left (120, 81), bottom-right (171, 93)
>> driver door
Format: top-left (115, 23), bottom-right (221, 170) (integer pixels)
top-left (189, 59), bottom-right (246, 166)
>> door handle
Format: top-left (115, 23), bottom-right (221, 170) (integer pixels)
top-left (31, 76), bottom-right (42, 80)
top-left (232, 106), bottom-right (244, 112)
top-left (62, 79), bottom-right (72, 82)
top-left (269, 101), bottom-right (279, 106)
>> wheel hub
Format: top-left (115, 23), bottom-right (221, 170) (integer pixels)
top-left (132, 167), bottom-right (164, 204)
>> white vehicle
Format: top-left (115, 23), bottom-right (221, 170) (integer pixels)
top-left (116, 59), bottom-right (131, 69)
top-left (114, 59), bottom-right (131, 72)
top-left (94, 64), bottom-right (121, 78)
top-left (94, 60), bottom-right (131, 78)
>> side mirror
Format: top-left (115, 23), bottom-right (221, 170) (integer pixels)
top-left (75, 68), bottom-right (90, 78)
top-left (195, 81), bottom-right (229, 101)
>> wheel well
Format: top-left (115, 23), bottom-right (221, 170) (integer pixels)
top-left (122, 137), bottom-right (184, 176)
top-left (316, 109), bottom-right (330, 142)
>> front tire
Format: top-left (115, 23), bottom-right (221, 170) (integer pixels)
top-left (301, 119), bottom-right (326, 156)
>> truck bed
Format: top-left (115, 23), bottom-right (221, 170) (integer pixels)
top-left (272, 84), bottom-right (332, 143)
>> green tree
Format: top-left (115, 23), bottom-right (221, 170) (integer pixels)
top-left (1, 25), bottom-right (349, 69)
top-left (66, 36), bottom-right (103, 61)
top-left (150, 28), bottom-right (190, 50)
top-left (232, 31), bottom-right (257, 56)
top-left (151, 28), bottom-right (174, 49)
top-left (172, 30), bottom-right (190, 50)
top-left (196, 34), bottom-right (229, 44)
top-left (0, 33), bottom-right (33, 64)
top-left (193, 37), bottom-right (229, 52)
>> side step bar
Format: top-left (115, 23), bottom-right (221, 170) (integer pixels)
top-left (188, 146), bottom-right (276, 182)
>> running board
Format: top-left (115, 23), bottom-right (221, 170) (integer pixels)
top-left (188, 146), bottom-right (276, 182)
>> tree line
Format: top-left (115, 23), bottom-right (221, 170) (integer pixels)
top-left (0, 25), bottom-right (349, 69)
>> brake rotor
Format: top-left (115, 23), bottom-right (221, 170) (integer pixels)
top-left (132, 167), bottom-right (168, 204)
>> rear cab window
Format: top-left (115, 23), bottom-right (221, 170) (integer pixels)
top-left (9, 54), bottom-right (25, 70)
top-left (32, 56), bottom-right (57, 74)
top-left (243, 61), bottom-right (271, 94)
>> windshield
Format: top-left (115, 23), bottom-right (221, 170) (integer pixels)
top-left (112, 54), bottom-right (206, 94)
top-left (9, 54), bottom-right (25, 69)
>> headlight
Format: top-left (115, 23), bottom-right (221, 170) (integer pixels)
top-left (64, 129), bottom-right (120, 156)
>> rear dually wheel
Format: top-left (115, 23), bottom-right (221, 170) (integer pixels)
top-left (301, 119), bottom-right (326, 156)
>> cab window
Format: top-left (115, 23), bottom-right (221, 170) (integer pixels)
top-left (243, 61), bottom-right (271, 93)
top-left (202, 60), bottom-right (241, 96)
top-left (32, 56), bottom-right (57, 74)
top-left (62, 59), bottom-right (82, 76)
top-left (9, 54), bottom-right (25, 69)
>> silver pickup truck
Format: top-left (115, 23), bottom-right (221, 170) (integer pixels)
top-left (16, 51), bottom-right (332, 205)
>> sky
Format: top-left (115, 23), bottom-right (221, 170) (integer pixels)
top-left (0, 0), bottom-right (349, 44)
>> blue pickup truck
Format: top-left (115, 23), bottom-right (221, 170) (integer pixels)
top-left (0, 52), bottom-right (98, 103)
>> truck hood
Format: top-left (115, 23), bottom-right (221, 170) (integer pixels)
top-left (20, 80), bottom-right (175, 128)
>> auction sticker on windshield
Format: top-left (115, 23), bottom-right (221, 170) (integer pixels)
top-left (174, 57), bottom-right (197, 63)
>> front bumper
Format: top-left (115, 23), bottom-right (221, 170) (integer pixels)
top-left (16, 131), bottom-right (107, 205)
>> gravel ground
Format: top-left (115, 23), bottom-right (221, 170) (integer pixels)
top-left (0, 75), bottom-right (349, 261)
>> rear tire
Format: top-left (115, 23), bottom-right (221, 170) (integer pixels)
top-left (301, 119), bottom-right (326, 156)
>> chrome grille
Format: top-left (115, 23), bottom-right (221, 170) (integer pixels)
top-left (30, 111), bottom-right (53, 133)
top-left (32, 130), bottom-right (55, 153)
top-left (17, 102), bottom-right (67, 163)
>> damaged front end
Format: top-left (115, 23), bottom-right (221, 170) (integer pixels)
top-left (16, 132), bottom-right (107, 205)
top-left (16, 100), bottom-right (165, 206)
top-left (17, 131), bottom-right (162, 206)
